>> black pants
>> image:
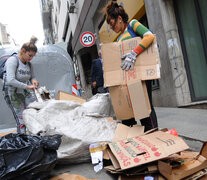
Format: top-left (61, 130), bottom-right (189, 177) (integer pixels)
top-left (122, 80), bottom-right (158, 132)
top-left (92, 86), bottom-right (108, 95)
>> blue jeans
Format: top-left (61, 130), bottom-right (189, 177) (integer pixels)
top-left (78, 89), bottom-right (82, 96)
top-left (3, 86), bottom-right (36, 133)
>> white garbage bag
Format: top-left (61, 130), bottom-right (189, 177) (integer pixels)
top-left (23, 93), bottom-right (117, 163)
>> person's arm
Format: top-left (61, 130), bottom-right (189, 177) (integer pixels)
top-left (29, 63), bottom-right (39, 88)
top-left (121, 19), bottom-right (155, 71)
top-left (130, 19), bottom-right (155, 55)
top-left (6, 57), bottom-right (28, 89)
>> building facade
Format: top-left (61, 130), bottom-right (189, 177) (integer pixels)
top-left (144, 0), bottom-right (207, 108)
top-left (0, 23), bottom-right (10, 47)
top-left (42, 0), bottom-right (207, 108)
top-left (39, 0), bottom-right (55, 44)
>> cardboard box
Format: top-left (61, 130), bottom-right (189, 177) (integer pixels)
top-left (109, 80), bottom-right (151, 120)
top-left (158, 142), bottom-right (207, 180)
top-left (55, 90), bottom-right (86, 104)
top-left (108, 131), bottom-right (189, 170)
top-left (101, 37), bottom-right (161, 87)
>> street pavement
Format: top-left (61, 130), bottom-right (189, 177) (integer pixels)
top-left (0, 107), bottom-right (207, 179)
top-left (155, 107), bottom-right (207, 142)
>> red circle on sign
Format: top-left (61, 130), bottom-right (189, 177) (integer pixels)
top-left (80, 32), bottom-right (95, 47)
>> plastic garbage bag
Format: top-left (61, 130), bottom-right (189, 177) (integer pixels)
top-left (0, 133), bottom-right (62, 180)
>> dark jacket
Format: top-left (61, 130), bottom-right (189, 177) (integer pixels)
top-left (91, 58), bottom-right (104, 87)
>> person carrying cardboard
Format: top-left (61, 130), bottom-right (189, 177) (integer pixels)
top-left (104, 1), bottom-right (158, 131)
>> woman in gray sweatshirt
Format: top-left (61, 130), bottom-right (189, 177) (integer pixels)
top-left (3, 37), bottom-right (39, 133)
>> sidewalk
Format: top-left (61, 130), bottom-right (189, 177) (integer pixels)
top-left (155, 107), bottom-right (207, 141)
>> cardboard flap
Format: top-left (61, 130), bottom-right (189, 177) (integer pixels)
top-left (109, 85), bottom-right (134, 120)
top-left (143, 128), bottom-right (159, 135)
top-left (113, 124), bottom-right (130, 142)
top-left (127, 125), bottom-right (145, 139)
top-left (102, 42), bottom-right (123, 72)
top-left (127, 80), bottom-right (151, 120)
top-left (107, 148), bottom-right (121, 170)
top-left (104, 165), bottom-right (116, 172)
top-left (158, 161), bottom-right (173, 175)
top-left (113, 124), bottom-right (145, 142)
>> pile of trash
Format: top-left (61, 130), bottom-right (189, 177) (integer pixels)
top-left (101, 124), bottom-right (207, 180)
top-left (23, 93), bottom-right (117, 163)
top-left (20, 92), bottom-right (207, 179)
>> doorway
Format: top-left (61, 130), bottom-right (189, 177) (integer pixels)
top-left (174, 0), bottom-right (207, 101)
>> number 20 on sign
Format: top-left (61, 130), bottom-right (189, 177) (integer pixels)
top-left (80, 32), bottom-right (95, 47)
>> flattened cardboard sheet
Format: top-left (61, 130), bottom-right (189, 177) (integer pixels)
top-left (108, 131), bottom-right (189, 170)
top-left (101, 37), bottom-right (161, 87)
top-left (109, 85), bottom-right (134, 120)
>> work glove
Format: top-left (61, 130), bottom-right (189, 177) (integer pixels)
top-left (121, 50), bottom-right (137, 71)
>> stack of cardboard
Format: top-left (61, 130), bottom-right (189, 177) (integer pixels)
top-left (103, 124), bottom-right (207, 180)
top-left (101, 36), bottom-right (160, 121)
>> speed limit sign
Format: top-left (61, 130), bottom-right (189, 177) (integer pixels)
top-left (80, 32), bottom-right (95, 47)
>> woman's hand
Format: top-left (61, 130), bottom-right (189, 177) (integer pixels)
top-left (32, 79), bottom-right (39, 89)
top-left (27, 84), bottom-right (36, 90)
top-left (92, 81), bottom-right (97, 87)
top-left (121, 50), bottom-right (137, 71)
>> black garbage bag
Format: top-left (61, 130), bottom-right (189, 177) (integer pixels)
top-left (0, 133), bottom-right (62, 180)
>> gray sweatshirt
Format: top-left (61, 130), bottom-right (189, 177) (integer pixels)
top-left (5, 55), bottom-right (35, 90)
